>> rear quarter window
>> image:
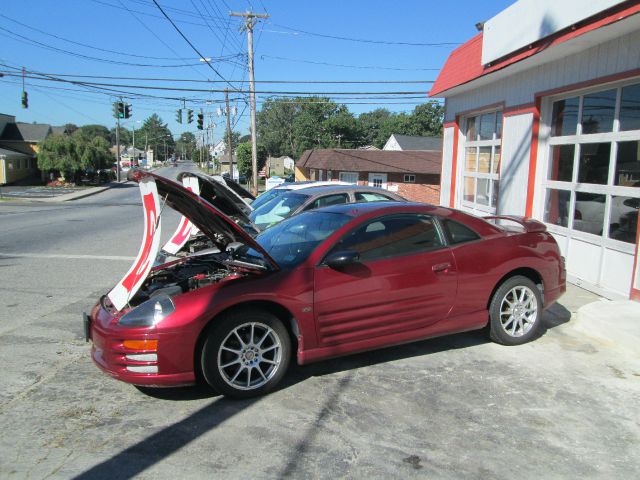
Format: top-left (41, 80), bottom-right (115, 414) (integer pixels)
top-left (441, 219), bottom-right (480, 244)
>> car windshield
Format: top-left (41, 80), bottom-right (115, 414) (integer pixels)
top-left (235, 210), bottom-right (351, 269)
top-left (249, 192), bottom-right (309, 230)
top-left (250, 187), bottom-right (288, 210)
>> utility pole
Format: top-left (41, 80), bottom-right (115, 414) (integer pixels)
top-left (116, 98), bottom-right (122, 182)
top-left (230, 10), bottom-right (269, 195)
top-left (225, 89), bottom-right (234, 180)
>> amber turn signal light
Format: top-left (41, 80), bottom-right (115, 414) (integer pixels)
top-left (123, 339), bottom-right (158, 350)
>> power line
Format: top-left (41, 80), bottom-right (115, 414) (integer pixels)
top-left (270, 22), bottom-right (461, 47)
top-left (0, 13), bottom-right (219, 61)
top-left (7, 71), bottom-right (432, 95)
top-left (0, 27), bottom-right (223, 69)
top-left (151, 0), bottom-right (234, 89)
top-left (261, 54), bottom-right (441, 71)
top-left (0, 70), bottom-right (434, 84)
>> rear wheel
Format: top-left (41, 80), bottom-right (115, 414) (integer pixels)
top-left (489, 275), bottom-right (542, 346)
top-left (201, 309), bottom-right (291, 399)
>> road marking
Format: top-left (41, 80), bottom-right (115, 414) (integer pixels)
top-left (0, 253), bottom-right (136, 261)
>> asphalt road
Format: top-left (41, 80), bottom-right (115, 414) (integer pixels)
top-left (0, 165), bottom-right (639, 479)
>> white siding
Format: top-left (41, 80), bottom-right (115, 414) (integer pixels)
top-left (443, 28), bottom-right (640, 122)
top-left (439, 126), bottom-right (454, 206)
top-left (497, 113), bottom-right (533, 216)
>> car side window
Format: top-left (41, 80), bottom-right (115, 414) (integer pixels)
top-left (329, 214), bottom-right (444, 262)
top-left (441, 219), bottom-right (480, 244)
top-left (354, 192), bottom-right (395, 202)
top-left (304, 193), bottom-right (349, 210)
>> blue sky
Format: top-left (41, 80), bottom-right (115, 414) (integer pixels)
top-left (0, 0), bottom-right (513, 143)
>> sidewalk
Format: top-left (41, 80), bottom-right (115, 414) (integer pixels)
top-left (0, 180), bottom-right (131, 203)
top-left (571, 297), bottom-right (640, 356)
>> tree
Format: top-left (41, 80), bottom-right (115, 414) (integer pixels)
top-left (236, 142), bottom-right (267, 179)
top-left (135, 114), bottom-right (174, 161)
top-left (63, 123), bottom-right (78, 135)
top-left (37, 131), bottom-right (113, 181)
top-left (79, 124), bottom-right (110, 142)
top-left (175, 132), bottom-right (197, 160)
top-left (357, 108), bottom-right (393, 147)
top-left (109, 127), bottom-right (132, 147)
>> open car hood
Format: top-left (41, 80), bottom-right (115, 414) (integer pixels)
top-left (177, 172), bottom-right (255, 222)
top-left (107, 173), bottom-right (278, 311)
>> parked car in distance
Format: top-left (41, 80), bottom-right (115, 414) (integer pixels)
top-left (249, 184), bottom-right (405, 230)
top-left (250, 181), bottom-right (351, 211)
top-left (85, 173), bottom-right (566, 399)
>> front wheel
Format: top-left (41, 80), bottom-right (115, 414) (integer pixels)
top-left (488, 275), bottom-right (543, 346)
top-left (201, 309), bottom-right (291, 399)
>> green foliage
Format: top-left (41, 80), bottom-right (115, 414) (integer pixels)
top-left (79, 124), bottom-right (111, 142)
top-left (236, 142), bottom-right (267, 178)
top-left (257, 98), bottom-right (444, 157)
top-left (37, 131), bottom-right (113, 178)
top-left (175, 131), bottom-right (197, 160)
top-left (134, 114), bottom-right (175, 161)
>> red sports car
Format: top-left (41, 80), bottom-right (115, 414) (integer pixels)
top-left (85, 173), bottom-right (566, 398)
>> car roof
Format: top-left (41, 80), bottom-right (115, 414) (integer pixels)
top-left (281, 184), bottom-right (404, 198)
top-left (315, 201), bottom-right (504, 236)
top-left (274, 180), bottom-right (350, 191)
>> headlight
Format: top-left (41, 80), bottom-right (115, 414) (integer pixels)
top-left (117, 295), bottom-right (176, 327)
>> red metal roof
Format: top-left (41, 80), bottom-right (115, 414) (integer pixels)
top-left (429, 1), bottom-right (640, 97)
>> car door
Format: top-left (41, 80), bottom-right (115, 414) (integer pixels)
top-left (313, 213), bottom-right (457, 346)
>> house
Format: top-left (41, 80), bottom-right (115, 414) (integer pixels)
top-left (295, 149), bottom-right (441, 203)
top-left (429, 0), bottom-right (640, 300)
top-left (0, 114), bottom-right (45, 184)
top-left (266, 155), bottom-right (295, 176)
top-left (383, 134), bottom-right (443, 151)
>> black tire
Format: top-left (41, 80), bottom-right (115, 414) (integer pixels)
top-left (201, 309), bottom-right (291, 399)
top-left (488, 275), bottom-right (543, 346)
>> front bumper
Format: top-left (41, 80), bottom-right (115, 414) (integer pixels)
top-left (86, 304), bottom-right (196, 387)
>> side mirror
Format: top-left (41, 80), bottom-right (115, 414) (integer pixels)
top-left (325, 250), bottom-right (360, 269)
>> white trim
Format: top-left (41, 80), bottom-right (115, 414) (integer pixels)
top-left (368, 173), bottom-right (388, 189)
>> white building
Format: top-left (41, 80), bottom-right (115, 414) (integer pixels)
top-left (431, 0), bottom-right (640, 301)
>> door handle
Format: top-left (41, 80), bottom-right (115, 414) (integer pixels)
top-left (432, 262), bottom-right (452, 273)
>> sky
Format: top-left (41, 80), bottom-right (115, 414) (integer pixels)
top-left (0, 0), bottom-right (514, 144)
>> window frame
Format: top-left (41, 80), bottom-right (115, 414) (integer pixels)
top-left (460, 109), bottom-right (503, 214)
top-left (403, 174), bottom-right (416, 183)
top-left (539, 77), bottom-right (640, 252)
top-left (339, 171), bottom-right (359, 184)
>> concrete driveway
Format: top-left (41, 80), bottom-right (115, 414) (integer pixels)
top-left (0, 172), bottom-right (638, 478)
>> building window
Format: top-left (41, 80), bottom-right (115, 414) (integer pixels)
top-left (462, 110), bottom-right (502, 211)
top-left (339, 172), bottom-right (358, 184)
top-left (404, 174), bottom-right (416, 183)
top-left (543, 80), bottom-right (640, 245)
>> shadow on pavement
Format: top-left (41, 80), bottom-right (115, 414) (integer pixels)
top-left (74, 303), bottom-right (573, 479)
top-left (72, 397), bottom-right (254, 480)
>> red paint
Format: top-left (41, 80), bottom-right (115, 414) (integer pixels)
top-left (630, 209), bottom-right (640, 302)
top-left (503, 103), bottom-right (537, 117)
top-left (453, 102), bottom-right (505, 119)
top-left (122, 192), bottom-right (157, 292)
top-left (89, 202), bottom-right (566, 387)
top-left (449, 117), bottom-right (460, 207)
top-left (167, 216), bottom-right (192, 248)
top-left (429, 2), bottom-right (640, 97)
top-left (525, 98), bottom-right (542, 217)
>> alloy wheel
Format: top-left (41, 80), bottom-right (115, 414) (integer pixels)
top-left (217, 322), bottom-right (282, 391)
top-left (499, 285), bottom-right (538, 337)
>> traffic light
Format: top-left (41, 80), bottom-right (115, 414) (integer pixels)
top-left (21, 91), bottom-right (28, 109)
top-left (197, 112), bottom-right (204, 130)
top-left (187, 109), bottom-right (193, 124)
top-left (124, 103), bottom-right (132, 119)
top-left (113, 102), bottom-right (125, 119)
top-left (176, 109), bottom-right (182, 124)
